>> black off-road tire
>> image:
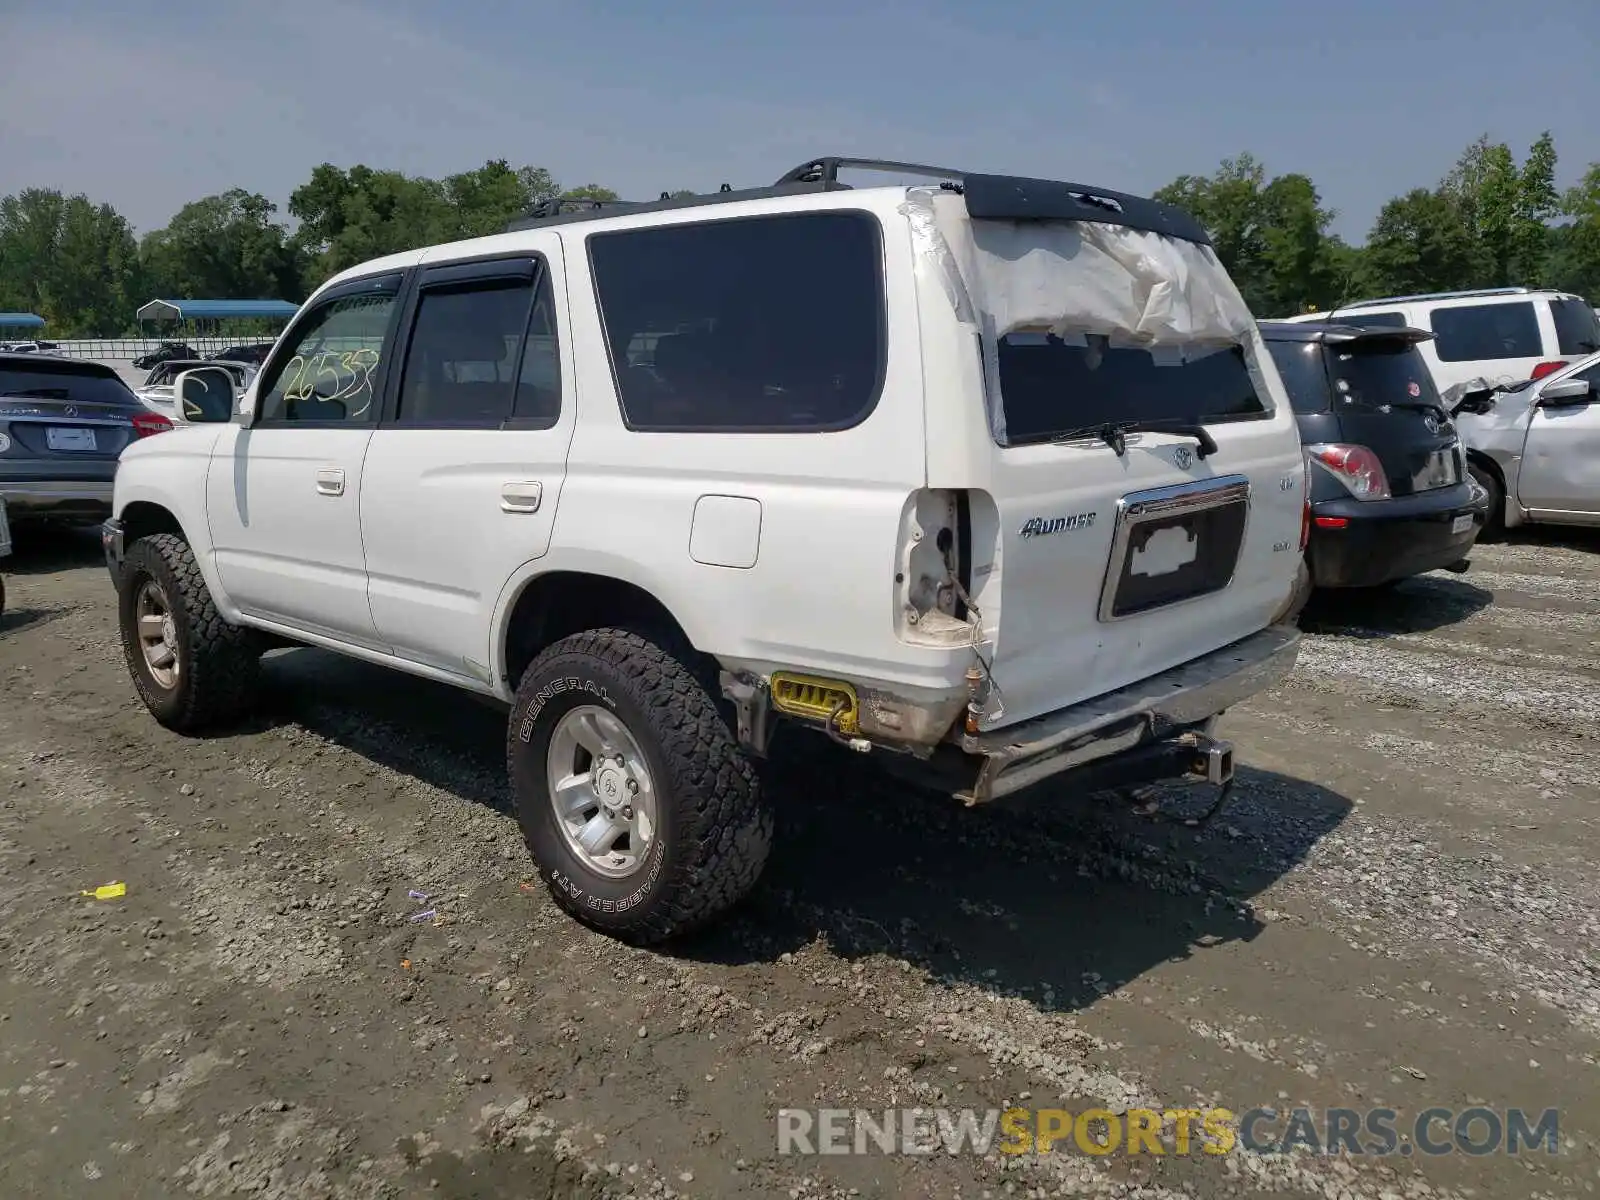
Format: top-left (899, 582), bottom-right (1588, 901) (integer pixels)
top-left (118, 533), bottom-right (261, 732)
top-left (1468, 461), bottom-right (1505, 542)
top-left (507, 627), bottom-right (773, 944)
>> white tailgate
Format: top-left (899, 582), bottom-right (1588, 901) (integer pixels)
top-left (914, 191), bottom-right (1305, 730)
top-left (980, 418), bottom-right (1303, 728)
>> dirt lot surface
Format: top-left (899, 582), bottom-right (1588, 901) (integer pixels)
top-left (2, 526), bottom-right (1598, 1199)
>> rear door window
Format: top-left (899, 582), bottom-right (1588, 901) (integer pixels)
top-left (396, 277), bottom-right (533, 427)
top-left (1429, 302), bottom-right (1541, 362)
top-left (1550, 298), bottom-right (1600, 355)
top-left (995, 333), bottom-right (1267, 445)
top-left (1262, 340), bottom-right (1331, 414)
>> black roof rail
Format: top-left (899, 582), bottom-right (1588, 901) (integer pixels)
top-left (501, 157), bottom-right (1212, 245)
top-left (1336, 286), bottom-right (1540, 307)
top-left (501, 180), bottom-right (839, 233)
top-left (774, 157), bottom-right (968, 187)
top-left (520, 196), bottom-right (652, 221)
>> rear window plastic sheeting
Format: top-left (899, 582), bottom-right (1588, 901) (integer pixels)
top-left (902, 190), bottom-right (1275, 443)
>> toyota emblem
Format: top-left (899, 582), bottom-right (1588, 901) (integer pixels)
top-left (1173, 446), bottom-right (1194, 470)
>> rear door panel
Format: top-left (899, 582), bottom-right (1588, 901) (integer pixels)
top-left (360, 240), bottom-right (577, 683)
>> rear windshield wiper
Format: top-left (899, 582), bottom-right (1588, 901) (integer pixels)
top-left (1049, 418), bottom-right (1218, 460)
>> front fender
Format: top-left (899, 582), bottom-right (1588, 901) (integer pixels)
top-left (112, 428), bottom-right (236, 616)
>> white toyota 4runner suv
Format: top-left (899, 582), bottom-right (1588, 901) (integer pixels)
top-left (104, 158), bottom-right (1310, 944)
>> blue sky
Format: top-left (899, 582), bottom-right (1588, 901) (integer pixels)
top-left (3, 0), bottom-right (1596, 242)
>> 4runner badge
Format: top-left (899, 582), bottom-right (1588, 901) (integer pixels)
top-left (1019, 512), bottom-right (1096, 538)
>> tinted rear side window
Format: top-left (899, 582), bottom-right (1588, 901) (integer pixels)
top-left (1262, 340), bottom-right (1331, 414)
top-left (1550, 298), bottom-right (1600, 355)
top-left (1429, 302), bottom-right (1540, 361)
top-left (1332, 310), bottom-right (1406, 329)
top-left (588, 211), bottom-right (884, 432)
top-left (0, 362), bottom-right (137, 407)
top-left (995, 334), bottom-right (1267, 445)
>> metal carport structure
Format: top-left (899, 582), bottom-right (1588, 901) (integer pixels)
top-left (135, 299), bottom-right (299, 323)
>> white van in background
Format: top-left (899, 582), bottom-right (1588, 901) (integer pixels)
top-left (1279, 288), bottom-right (1600, 394)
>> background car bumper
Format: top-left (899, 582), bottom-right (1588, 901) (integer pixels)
top-left (0, 477), bottom-right (116, 520)
top-left (1308, 483), bottom-right (1482, 588)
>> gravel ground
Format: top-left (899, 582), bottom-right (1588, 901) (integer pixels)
top-left (1, 526), bottom-right (1598, 1199)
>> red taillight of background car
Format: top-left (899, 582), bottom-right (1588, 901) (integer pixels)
top-left (1305, 443), bottom-right (1391, 501)
top-left (130, 411), bottom-right (173, 438)
top-left (1529, 360), bottom-right (1567, 381)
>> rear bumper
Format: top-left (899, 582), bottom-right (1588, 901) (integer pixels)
top-left (1307, 483), bottom-right (1483, 588)
top-left (952, 625), bottom-right (1301, 804)
top-left (0, 464), bottom-right (117, 521)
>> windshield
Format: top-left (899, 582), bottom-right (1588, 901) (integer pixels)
top-left (0, 362), bottom-right (138, 407)
top-left (1325, 338), bottom-right (1440, 409)
top-left (995, 332), bottom-right (1268, 445)
top-left (1551, 298), bottom-right (1600, 355)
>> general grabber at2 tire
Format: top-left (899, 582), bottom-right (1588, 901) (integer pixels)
top-left (117, 533), bottom-right (262, 733)
top-left (507, 627), bottom-right (774, 944)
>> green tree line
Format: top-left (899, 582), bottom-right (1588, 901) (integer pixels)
top-left (3, 138), bottom-right (1599, 336)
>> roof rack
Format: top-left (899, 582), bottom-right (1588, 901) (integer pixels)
top-left (502, 156), bottom-right (1212, 245)
top-left (501, 180), bottom-right (836, 233)
top-left (1338, 287), bottom-right (1538, 307)
top-left (773, 157), bottom-right (968, 187)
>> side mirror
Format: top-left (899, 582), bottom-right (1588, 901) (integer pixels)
top-left (172, 367), bottom-right (237, 424)
top-left (1538, 377), bottom-right (1592, 407)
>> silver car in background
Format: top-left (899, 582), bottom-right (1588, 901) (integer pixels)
top-left (1448, 349), bottom-right (1600, 534)
top-left (133, 358), bottom-right (255, 418)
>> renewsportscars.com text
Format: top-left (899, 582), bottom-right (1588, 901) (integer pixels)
top-left (777, 1105), bottom-right (1561, 1158)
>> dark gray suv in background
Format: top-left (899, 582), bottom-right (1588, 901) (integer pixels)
top-left (0, 353), bottom-right (171, 526)
top-left (1260, 321), bottom-right (1487, 590)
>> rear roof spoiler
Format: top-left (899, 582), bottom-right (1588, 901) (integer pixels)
top-left (777, 158), bottom-right (1212, 246)
top-left (1259, 320), bottom-right (1434, 346)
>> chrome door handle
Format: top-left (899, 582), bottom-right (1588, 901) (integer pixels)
top-left (501, 481), bottom-right (542, 514)
top-left (315, 468), bottom-right (345, 497)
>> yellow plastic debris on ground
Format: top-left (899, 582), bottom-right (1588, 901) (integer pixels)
top-left (80, 882), bottom-right (126, 900)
